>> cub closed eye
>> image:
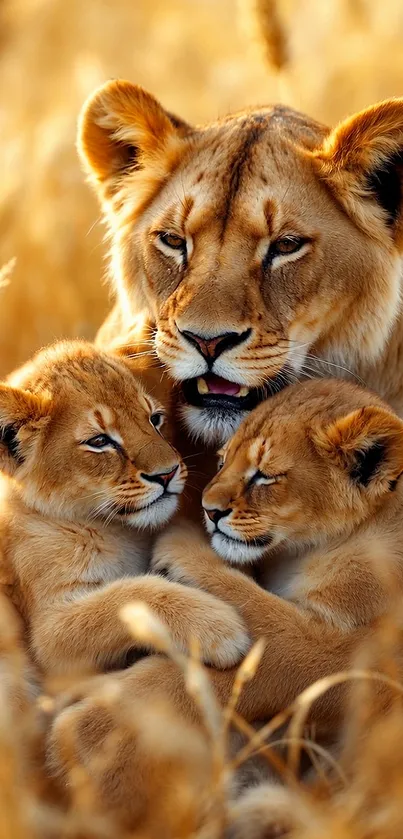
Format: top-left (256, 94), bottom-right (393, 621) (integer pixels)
top-left (150, 412), bottom-right (165, 430)
top-left (81, 434), bottom-right (118, 451)
top-left (248, 470), bottom-right (279, 487)
top-left (157, 231), bottom-right (186, 251)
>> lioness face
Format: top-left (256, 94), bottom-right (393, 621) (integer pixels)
top-left (202, 379), bottom-right (403, 565)
top-left (78, 83), bottom-right (403, 446)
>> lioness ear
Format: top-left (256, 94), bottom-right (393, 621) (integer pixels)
top-left (78, 80), bottom-right (192, 200)
top-left (314, 99), bottom-right (403, 241)
top-left (311, 405), bottom-right (403, 495)
top-left (0, 385), bottom-right (51, 475)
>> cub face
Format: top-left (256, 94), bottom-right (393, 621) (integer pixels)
top-left (78, 82), bottom-right (403, 446)
top-left (0, 342), bottom-right (186, 528)
top-left (202, 379), bottom-right (403, 565)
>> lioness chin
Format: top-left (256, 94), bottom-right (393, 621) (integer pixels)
top-left (78, 83), bottom-right (403, 446)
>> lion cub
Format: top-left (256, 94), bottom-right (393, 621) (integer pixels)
top-left (153, 378), bottom-right (403, 722)
top-left (0, 341), bottom-right (248, 677)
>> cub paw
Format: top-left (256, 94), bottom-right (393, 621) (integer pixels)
top-left (227, 782), bottom-right (296, 838)
top-left (151, 521), bottom-right (219, 586)
top-left (182, 589), bottom-right (250, 669)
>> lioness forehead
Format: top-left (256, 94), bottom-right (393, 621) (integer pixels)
top-left (150, 108), bottom-right (328, 244)
top-left (204, 105), bottom-right (327, 152)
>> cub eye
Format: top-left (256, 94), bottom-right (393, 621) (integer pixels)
top-left (150, 412), bottom-right (165, 430)
top-left (216, 448), bottom-right (226, 471)
top-left (271, 236), bottom-right (305, 257)
top-left (158, 232), bottom-right (186, 251)
top-left (82, 434), bottom-right (116, 451)
top-left (248, 470), bottom-right (278, 487)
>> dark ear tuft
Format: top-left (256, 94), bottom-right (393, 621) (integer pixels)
top-left (0, 424), bottom-right (24, 465)
top-left (313, 98), bottom-right (403, 237)
top-left (311, 404), bottom-right (403, 497)
top-left (116, 142), bottom-right (140, 175)
top-left (366, 150), bottom-right (403, 226)
top-left (0, 385), bottom-right (51, 475)
top-left (350, 441), bottom-right (386, 487)
top-left (77, 80), bottom-right (192, 198)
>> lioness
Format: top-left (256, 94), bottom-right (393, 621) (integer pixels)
top-left (78, 82), bottom-right (403, 450)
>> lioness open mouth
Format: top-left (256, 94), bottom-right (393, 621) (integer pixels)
top-left (181, 372), bottom-right (289, 411)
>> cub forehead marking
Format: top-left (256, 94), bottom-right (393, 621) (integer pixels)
top-left (247, 436), bottom-right (270, 467)
top-left (142, 394), bottom-right (156, 415)
top-left (93, 406), bottom-right (114, 428)
top-left (91, 406), bottom-right (124, 447)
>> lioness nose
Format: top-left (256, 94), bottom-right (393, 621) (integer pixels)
top-left (179, 328), bottom-right (251, 364)
top-left (141, 465), bottom-right (178, 489)
top-left (205, 507), bottom-right (232, 526)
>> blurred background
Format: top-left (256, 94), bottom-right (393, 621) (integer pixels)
top-left (1, 0), bottom-right (403, 376)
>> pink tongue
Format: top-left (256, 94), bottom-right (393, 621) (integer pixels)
top-left (205, 374), bottom-right (240, 396)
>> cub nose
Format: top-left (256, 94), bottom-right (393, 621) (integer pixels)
top-left (205, 508), bottom-right (232, 526)
top-left (141, 465), bottom-right (179, 489)
top-left (179, 328), bottom-right (251, 364)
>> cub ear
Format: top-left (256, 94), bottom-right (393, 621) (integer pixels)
top-left (311, 405), bottom-right (403, 495)
top-left (0, 385), bottom-right (51, 475)
top-left (314, 99), bottom-right (403, 241)
top-left (77, 80), bottom-right (192, 201)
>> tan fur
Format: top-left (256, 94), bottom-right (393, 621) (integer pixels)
top-left (49, 378), bottom-right (403, 825)
top-left (151, 379), bottom-right (403, 720)
top-left (79, 83), bottom-right (403, 454)
top-left (0, 339), bottom-right (249, 677)
top-left (227, 782), bottom-right (297, 839)
top-left (48, 85), bottom-right (403, 824)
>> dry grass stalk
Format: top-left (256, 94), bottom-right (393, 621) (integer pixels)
top-left (240, 0), bottom-right (288, 70)
top-left (0, 258), bottom-right (16, 291)
top-left (3, 1), bottom-right (403, 373)
top-left (3, 590), bottom-right (403, 836)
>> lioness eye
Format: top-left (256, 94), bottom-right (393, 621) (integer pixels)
top-left (158, 232), bottom-right (186, 251)
top-left (82, 434), bottom-right (116, 451)
top-left (272, 236), bottom-right (305, 256)
top-left (150, 412), bottom-right (165, 430)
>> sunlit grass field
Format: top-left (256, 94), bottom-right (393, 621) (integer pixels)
top-left (1, 3), bottom-right (403, 837)
top-left (1, 0), bottom-right (403, 374)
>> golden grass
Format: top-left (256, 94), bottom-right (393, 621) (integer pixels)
top-left (1, 0), bottom-right (403, 373)
top-left (2, 2), bottom-right (403, 835)
top-left (1, 592), bottom-right (403, 838)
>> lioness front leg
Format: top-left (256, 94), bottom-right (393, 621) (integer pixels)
top-left (30, 575), bottom-right (249, 675)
